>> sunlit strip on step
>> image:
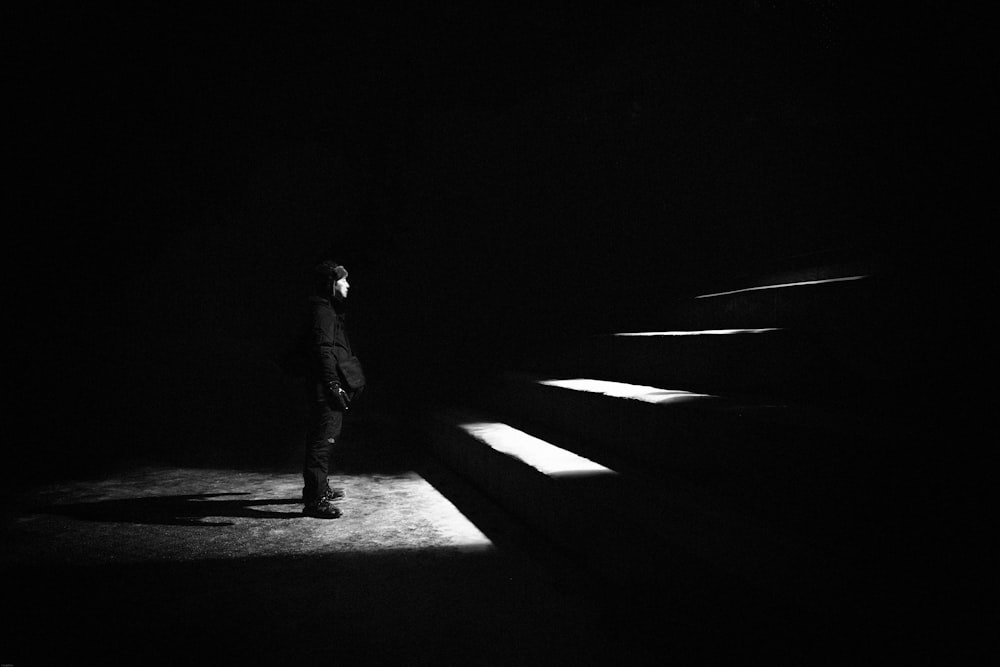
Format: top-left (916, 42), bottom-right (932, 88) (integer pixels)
top-left (614, 328), bottom-right (781, 336)
top-left (695, 274), bottom-right (868, 299)
top-left (537, 378), bottom-right (715, 404)
top-left (456, 421), bottom-right (616, 478)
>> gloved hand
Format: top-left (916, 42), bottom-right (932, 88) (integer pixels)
top-left (326, 381), bottom-right (351, 411)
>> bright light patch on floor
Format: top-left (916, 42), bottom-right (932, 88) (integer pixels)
top-left (456, 421), bottom-right (615, 478)
top-left (695, 274), bottom-right (867, 299)
top-left (4, 467), bottom-right (500, 563)
top-left (538, 378), bottom-right (715, 404)
top-left (614, 328), bottom-right (780, 336)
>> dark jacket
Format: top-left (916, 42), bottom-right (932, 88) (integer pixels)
top-left (307, 296), bottom-right (353, 400)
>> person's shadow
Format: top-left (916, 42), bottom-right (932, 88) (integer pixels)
top-left (39, 493), bottom-right (303, 527)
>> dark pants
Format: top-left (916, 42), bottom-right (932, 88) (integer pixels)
top-left (303, 392), bottom-right (344, 505)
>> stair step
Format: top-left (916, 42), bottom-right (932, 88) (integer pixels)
top-left (545, 327), bottom-right (829, 396)
top-left (429, 409), bottom-right (686, 584)
top-left (428, 409), bottom-right (839, 603)
top-left (429, 409), bottom-right (618, 548)
top-left (487, 372), bottom-right (874, 537)
top-left (452, 420), bottom-right (614, 478)
top-left (668, 274), bottom-right (878, 330)
top-left (493, 372), bottom-right (844, 469)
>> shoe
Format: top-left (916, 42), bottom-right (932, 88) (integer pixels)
top-left (303, 485), bottom-right (345, 503)
top-left (303, 498), bottom-right (342, 519)
top-left (322, 486), bottom-right (345, 501)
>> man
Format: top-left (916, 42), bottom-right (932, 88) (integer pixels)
top-left (302, 259), bottom-right (356, 519)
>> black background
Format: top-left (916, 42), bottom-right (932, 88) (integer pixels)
top-left (11, 3), bottom-right (972, 478)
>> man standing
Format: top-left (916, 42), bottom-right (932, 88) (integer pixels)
top-left (302, 259), bottom-right (356, 519)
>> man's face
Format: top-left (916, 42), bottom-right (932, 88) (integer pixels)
top-left (334, 276), bottom-right (350, 300)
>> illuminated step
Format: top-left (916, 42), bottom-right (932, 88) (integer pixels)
top-left (493, 370), bottom-right (869, 479)
top-left (485, 374), bottom-right (870, 583)
top-left (694, 275), bottom-right (868, 299)
top-left (536, 378), bottom-right (716, 405)
top-left (430, 410), bottom-right (623, 560)
top-left (612, 328), bottom-right (781, 336)
top-left (547, 326), bottom-right (823, 394)
top-left (431, 408), bottom-right (835, 595)
top-left (452, 419), bottom-right (616, 478)
top-left (670, 273), bottom-right (877, 330)
top-left (492, 372), bottom-right (825, 470)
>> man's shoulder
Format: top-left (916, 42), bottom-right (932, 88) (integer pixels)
top-left (309, 297), bottom-right (336, 318)
top-left (309, 296), bottom-right (332, 308)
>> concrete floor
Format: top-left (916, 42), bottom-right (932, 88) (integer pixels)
top-left (2, 466), bottom-right (496, 565)
top-left (1, 432), bottom-right (667, 665)
top-left (1, 420), bottom-right (909, 664)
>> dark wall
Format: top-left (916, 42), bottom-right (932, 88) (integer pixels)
top-left (18, 4), bottom-right (954, 479)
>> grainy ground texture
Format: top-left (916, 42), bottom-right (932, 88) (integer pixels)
top-left (0, 431), bottom-right (675, 666)
top-left (2, 414), bottom-right (892, 665)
